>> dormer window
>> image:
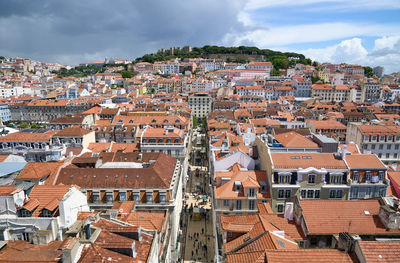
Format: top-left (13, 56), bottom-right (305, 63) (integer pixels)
top-left (234, 181), bottom-right (241, 192)
top-left (308, 174), bottom-right (316, 184)
top-left (259, 181), bottom-right (267, 193)
top-left (249, 188), bottom-right (255, 197)
top-left (129, 119), bottom-right (133, 123)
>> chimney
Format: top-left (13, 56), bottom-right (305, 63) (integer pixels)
top-left (341, 145), bottom-right (347, 160)
top-left (337, 232), bottom-right (357, 252)
top-left (165, 128), bottom-right (168, 135)
top-left (84, 222), bottom-right (91, 239)
top-left (131, 241), bottom-right (137, 258)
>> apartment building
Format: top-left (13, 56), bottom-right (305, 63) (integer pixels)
top-left (346, 123), bottom-right (400, 164)
top-left (345, 154), bottom-right (388, 199)
top-left (362, 78), bottom-right (382, 102)
top-left (311, 84), bottom-right (350, 102)
top-left (188, 92), bottom-right (212, 118)
top-left (267, 152), bottom-right (349, 213)
top-left (293, 78), bottom-right (312, 97)
top-left (213, 164), bottom-right (269, 214)
top-left (138, 126), bottom-right (187, 158)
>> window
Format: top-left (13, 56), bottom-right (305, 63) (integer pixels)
top-left (378, 153), bottom-right (382, 158)
top-left (386, 153), bottom-right (390, 158)
top-left (336, 189), bottom-right (343, 198)
top-left (378, 171), bottom-right (385, 181)
top-left (330, 175), bottom-right (342, 184)
top-left (379, 144), bottom-right (383, 150)
top-left (92, 192), bottom-right (100, 203)
top-left (285, 190), bottom-right (291, 198)
top-left (20, 209), bottom-right (32, 217)
top-left (146, 192), bottom-right (153, 203)
top-left (371, 144), bottom-right (375, 150)
top-left (41, 209), bottom-right (52, 217)
top-left (394, 153), bottom-right (398, 159)
top-left (353, 171), bottom-right (359, 183)
top-left (301, 190), bottom-right (306, 199)
top-left (387, 144), bottom-right (391, 150)
top-left (372, 136), bottom-right (377, 141)
top-left (133, 192), bottom-right (139, 201)
top-left (380, 136), bottom-right (385, 141)
top-left (279, 175), bottom-right (291, 184)
top-left (159, 193), bottom-right (167, 203)
top-left (277, 204), bottom-right (284, 213)
top-left (249, 188), bottom-right (255, 197)
top-left (315, 190), bottom-right (320, 199)
top-left (278, 190), bottom-right (284, 198)
top-left (223, 200), bottom-right (230, 206)
top-left (234, 181), bottom-right (241, 192)
top-left (388, 136), bottom-right (393, 141)
top-left (396, 136), bottom-right (400, 141)
top-left (366, 171), bottom-right (372, 181)
top-left (106, 192), bottom-right (113, 203)
top-left (307, 190), bottom-right (314, 198)
top-left (364, 136), bottom-right (369, 141)
top-left (395, 144), bottom-right (399, 150)
top-left (236, 200), bottom-right (242, 210)
top-left (308, 174), bottom-right (316, 184)
top-left (249, 200), bottom-right (255, 210)
top-left (119, 192), bottom-right (127, 201)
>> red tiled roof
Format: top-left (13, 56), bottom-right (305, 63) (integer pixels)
top-left (299, 200), bottom-right (400, 235)
top-left (358, 241), bottom-right (400, 263)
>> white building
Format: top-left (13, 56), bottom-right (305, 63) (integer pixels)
top-left (188, 92), bottom-right (212, 118)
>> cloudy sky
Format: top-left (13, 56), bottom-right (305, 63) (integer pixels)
top-left (1, 0), bottom-right (399, 73)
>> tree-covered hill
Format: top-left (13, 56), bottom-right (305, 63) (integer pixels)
top-left (134, 45), bottom-right (312, 70)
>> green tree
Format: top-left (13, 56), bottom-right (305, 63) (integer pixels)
top-left (30, 123), bottom-right (39, 129)
top-left (270, 56), bottom-right (289, 70)
top-left (310, 76), bottom-right (322, 84)
top-left (202, 117), bottom-right (207, 132)
top-left (364, 66), bottom-right (373, 77)
top-left (270, 68), bottom-right (281, 76)
top-left (116, 70), bottom-right (133, 78)
top-left (192, 116), bottom-right (198, 129)
top-left (19, 122), bottom-right (29, 129)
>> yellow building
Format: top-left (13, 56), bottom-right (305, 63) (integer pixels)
top-left (318, 70), bottom-right (330, 83)
top-left (138, 86), bottom-right (147, 95)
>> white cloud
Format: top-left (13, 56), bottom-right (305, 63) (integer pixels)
top-left (224, 22), bottom-right (400, 47)
top-left (298, 36), bottom-right (400, 73)
top-left (245, 0), bottom-right (400, 10)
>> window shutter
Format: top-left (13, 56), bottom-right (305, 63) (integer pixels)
top-left (290, 172), bottom-right (297, 185)
top-left (274, 172), bottom-right (279, 184)
top-left (325, 173), bottom-right (330, 184)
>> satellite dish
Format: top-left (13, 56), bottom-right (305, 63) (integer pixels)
top-left (15, 198), bottom-right (24, 207)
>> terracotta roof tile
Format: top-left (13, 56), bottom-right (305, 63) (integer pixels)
top-left (274, 132), bottom-right (318, 148)
top-left (345, 154), bottom-right (386, 169)
top-left (299, 200), bottom-right (400, 235)
top-left (271, 153), bottom-right (347, 169)
top-left (358, 241), bottom-right (400, 263)
top-left (54, 126), bottom-right (92, 137)
top-left (0, 240), bottom-right (63, 262)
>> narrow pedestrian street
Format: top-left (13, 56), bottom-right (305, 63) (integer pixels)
top-left (179, 130), bottom-right (215, 263)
